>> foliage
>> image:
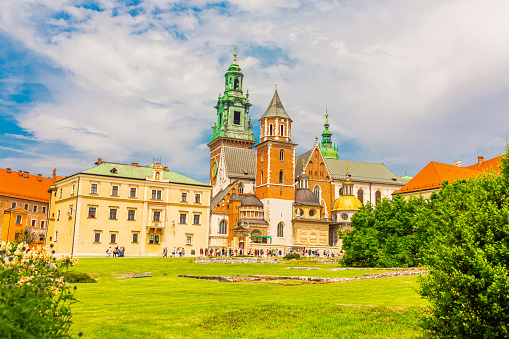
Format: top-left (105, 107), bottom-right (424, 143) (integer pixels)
top-left (64, 272), bottom-right (97, 284)
top-left (341, 194), bottom-right (426, 267)
top-left (0, 242), bottom-right (78, 338)
top-left (283, 253), bottom-right (301, 260)
top-left (417, 161), bottom-right (509, 338)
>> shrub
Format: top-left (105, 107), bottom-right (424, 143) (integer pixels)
top-left (0, 242), bottom-right (78, 338)
top-left (283, 253), bottom-right (301, 260)
top-left (64, 272), bottom-right (97, 283)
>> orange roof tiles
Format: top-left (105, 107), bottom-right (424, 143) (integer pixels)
top-left (394, 158), bottom-right (500, 195)
top-left (0, 168), bottom-right (57, 203)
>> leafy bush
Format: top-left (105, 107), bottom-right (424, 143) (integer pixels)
top-left (283, 253), bottom-right (301, 260)
top-left (64, 272), bottom-right (97, 283)
top-left (0, 242), bottom-right (78, 338)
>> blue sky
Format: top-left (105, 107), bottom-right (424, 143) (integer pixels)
top-left (1, 0), bottom-right (509, 183)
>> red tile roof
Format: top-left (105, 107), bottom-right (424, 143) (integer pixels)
top-left (393, 156), bottom-right (502, 195)
top-left (0, 168), bottom-right (60, 203)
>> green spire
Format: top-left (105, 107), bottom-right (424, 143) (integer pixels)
top-left (211, 49), bottom-right (254, 142)
top-left (320, 105), bottom-right (339, 159)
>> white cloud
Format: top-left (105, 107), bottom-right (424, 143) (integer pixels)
top-left (1, 0), bottom-right (509, 180)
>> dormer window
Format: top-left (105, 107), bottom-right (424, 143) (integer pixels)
top-left (110, 168), bottom-right (117, 174)
top-left (155, 172), bottom-right (160, 180)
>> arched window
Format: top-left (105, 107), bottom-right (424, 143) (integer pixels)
top-left (313, 185), bottom-right (320, 200)
top-left (357, 189), bottom-right (364, 203)
top-left (261, 151), bottom-right (264, 163)
top-left (239, 183), bottom-right (244, 194)
top-left (339, 187), bottom-right (343, 196)
top-left (155, 172), bottom-right (160, 180)
top-left (280, 124), bottom-right (284, 136)
top-left (219, 220), bottom-right (227, 235)
top-left (260, 171), bottom-right (264, 185)
top-left (279, 170), bottom-right (284, 184)
top-left (234, 79), bottom-right (239, 90)
top-left (375, 191), bottom-right (382, 205)
top-left (277, 222), bottom-right (284, 237)
top-left (269, 124), bottom-right (273, 135)
top-left (280, 150), bottom-right (284, 161)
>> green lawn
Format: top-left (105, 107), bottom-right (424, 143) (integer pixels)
top-left (68, 258), bottom-right (426, 338)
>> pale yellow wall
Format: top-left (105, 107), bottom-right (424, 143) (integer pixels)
top-left (293, 206), bottom-right (321, 220)
top-left (47, 173), bottom-right (211, 256)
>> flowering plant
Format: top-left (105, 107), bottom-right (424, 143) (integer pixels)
top-left (0, 241), bottom-right (78, 338)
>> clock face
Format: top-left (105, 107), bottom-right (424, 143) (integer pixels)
top-left (211, 161), bottom-right (218, 178)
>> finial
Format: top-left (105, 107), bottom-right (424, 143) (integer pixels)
top-left (325, 101), bottom-right (328, 117)
top-left (347, 163), bottom-right (349, 176)
top-left (302, 159), bottom-right (305, 167)
top-left (275, 83), bottom-right (277, 90)
top-left (405, 168), bottom-right (407, 176)
top-left (315, 136), bottom-right (318, 143)
top-left (233, 46), bottom-right (237, 60)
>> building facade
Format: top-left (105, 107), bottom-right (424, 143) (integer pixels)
top-left (46, 160), bottom-right (211, 256)
top-left (209, 53), bottom-right (407, 252)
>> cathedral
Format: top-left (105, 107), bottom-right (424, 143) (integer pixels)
top-left (208, 52), bottom-right (407, 252)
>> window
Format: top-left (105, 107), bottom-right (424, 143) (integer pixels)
top-left (219, 220), bottom-right (227, 234)
top-left (15, 215), bottom-right (22, 224)
top-left (71, 183), bottom-right (75, 195)
top-left (14, 233), bottom-right (20, 241)
top-left (186, 236), bottom-right (192, 245)
top-left (109, 209), bottom-right (117, 220)
top-left (233, 111), bottom-right (241, 125)
top-left (375, 191), bottom-right (382, 205)
top-left (94, 233), bottom-right (101, 243)
top-left (130, 187), bottom-right (137, 198)
top-left (11, 202), bottom-right (16, 208)
top-left (132, 233), bottom-right (139, 243)
top-left (261, 151), bottom-right (264, 163)
top-left (33, 205), bottom-right (38, 213)
top-left (88, 207), bottom-right (96, 218)
top-left (314, 186), bottom-right (320, 200)
top-left (277, 222), bottom-right (284, 237)
top-left (59, 189), bottom-right (62, 198)
top-left (180, 213), bottom-right (187, 224)
top-left (31, 220), bottom-right (36, 227)
top-left (341, 213), bottom-right (348, 220)
top-left (181, 192), bottom-right (187, 202)
top-left (280, 150), bottom-right (284, 161)
top-left (279, 170), bottom-right (284, 184)
top-left (68, 206), bottom-right (73, 218)
top-left (195, 194), bottom-right (201, 203)
top-left (357, 189), bottom-right (364, 203)
top-left (128, 210), bottom-right (135, 221)
top-left (153, 211), bottom-right (160, 222)
top-left (152, 190), bottom-right (162, 200)
top-left (111, 185), bottom-right (119, 196)
top-left (280, 124), bottom-right (284, 136)
top-left (193, 215), bottom-right (200, 225)
top-left (55, 231), bottom-right (58, 242)
top-left (42, 206), bottom-right (46, 214)
top-left (57, 210), bottom-right (60, 220)
top-left (40, 220), bottom-right (45, 229)
top-left (238, 183), bottom-right (244, 194)
top-left (155, 172), bottom-right (160, 180)
top-left (24, 204), bottom-right (28, 210)
top-left (110, 233), bottom-right (116, 244)
top-left (90, 184), bottom-right (98, 194)
top-left (149, 235), bottom-right (160, 244)
top-left (269, 124), bottom-right (273, 135)
top-left (260, 171), bottom-right (264, 184)
top-left (234, 78), bottom-right (239, 90)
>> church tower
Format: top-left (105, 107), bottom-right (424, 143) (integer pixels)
top-left (320, 108), bottom-right (340, 160)
top-left (255, 88), bottom-right (296, 246)
top-left (208, 51), bottom-right (256, 196)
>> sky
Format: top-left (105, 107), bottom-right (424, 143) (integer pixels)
top-left (1, 0), bottom-right (509, 184)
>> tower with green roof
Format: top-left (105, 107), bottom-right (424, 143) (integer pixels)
top-left (210, 50), bottom-right (254, 142)
top-left (320, 108), bottom-right (340, 159)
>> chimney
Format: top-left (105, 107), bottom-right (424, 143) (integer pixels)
top-left (23, 171), bottom-right (29, 178)
top-left (132, 162), bottom-right (139, 167)
top-left (19, 170), bottom-right (23, 176)
top-left (6, 168), bottom-right (10, 174)
top-left (164, 166), bottom-right (168, 171)
top-left (52, 168), bottom-right (57, 183)
top-left (478, 156), bottom-right (484, 166)
top-left (453, 160), bottom-right (461, 167)
top-left (37, 174), bottom-right (42, 182)
top-left (97, 158), bottom-right (102, 165)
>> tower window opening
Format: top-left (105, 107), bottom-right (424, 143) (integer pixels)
top-left (260, 171), bottom-right (264, 185)
top-left (239, 183), bottom-right (244, 193)
top-left (280, 124), bottom-right (284, 136)
top-left (234, 79), bottom-right (239, 90)
top-left (280, 150), bottom-right (284, 161)
top-left (279, 170), bottom-right (284, 184)
top-left (234, 111), bottom-right (241, 125)
top-left (269, 124), bottom-right (273, 135)
top-left (314, 185), bottom-right (320, 200)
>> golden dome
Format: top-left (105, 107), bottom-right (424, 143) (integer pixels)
top-left (332, 195), bottom-right (362, 211)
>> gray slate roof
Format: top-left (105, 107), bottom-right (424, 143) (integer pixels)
top-left (224, 147), bottom-right (257, 179)
top-left (210, 181), bottom-right (236, 208)
top-left (260, 90), bottom-right (292, 120)
top-left (295, 189), bottom-right (321, 206)
top-left (323, 159), bottom-right (407, 185)
top-left (240, 194), bottom-right (263, 207)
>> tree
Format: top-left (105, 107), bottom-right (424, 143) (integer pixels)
top-left (417, 147), bottom-right (509, 337)
top-left (341, 194), bottom-right (426, 267)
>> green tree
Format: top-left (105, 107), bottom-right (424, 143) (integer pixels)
top-left (341, 194), bottom-right (425, 267)
top-left (418, 147), bottom-right (509, 337)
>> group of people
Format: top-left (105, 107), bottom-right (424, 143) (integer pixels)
top-left (163, 247), bottom-right (186, 257)
top-left (106, 246), bottom-right (125, 258)
top-left (198, 247), bottom-right (343, 258)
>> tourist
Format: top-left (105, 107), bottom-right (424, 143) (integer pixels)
top-left (106, 247), bottom-right (111, 258)
top-left (163, 247), bottom-right (168, 257)
top-left (172, 247), bottom-right (176, 257)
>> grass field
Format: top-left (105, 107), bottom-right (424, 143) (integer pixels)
top-left (68, 258), bottom-right (426, 338)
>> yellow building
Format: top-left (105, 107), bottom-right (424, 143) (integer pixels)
top-left (46, 159), bottom-right (211, 256)
top-left (1, 207), bottom-right (29, 242)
